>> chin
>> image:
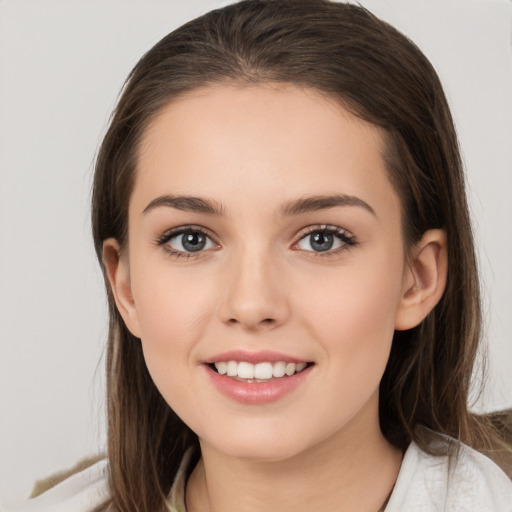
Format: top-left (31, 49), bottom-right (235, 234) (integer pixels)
top-left (215, 441), bottom-right (306, 462)
top-left (197, 420), bottom-right (326, 463)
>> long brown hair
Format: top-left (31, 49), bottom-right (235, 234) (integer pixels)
top-left (91, 1), bottom-right (500, 510)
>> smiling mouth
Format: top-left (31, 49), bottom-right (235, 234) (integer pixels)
top-left (208, 361), bottom-right (314, 382)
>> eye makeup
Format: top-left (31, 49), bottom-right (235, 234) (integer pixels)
top-left (154, 222), bottom-right (358, 260)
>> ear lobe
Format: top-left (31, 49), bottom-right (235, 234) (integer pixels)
top-left (394, 229), bottom-right (448, 331)
top-left (102, 238), bottom-right (141, 338)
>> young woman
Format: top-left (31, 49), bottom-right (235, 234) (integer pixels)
top-left (18, 1), bottom-right (512, 511)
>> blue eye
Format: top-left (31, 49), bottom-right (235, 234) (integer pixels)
top-left (158, 228), bottom-right (216, 255)
top-left (296, 227), bottom-right (355, 253)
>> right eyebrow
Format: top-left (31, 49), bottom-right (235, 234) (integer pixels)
top-left (280, 193), bottom-right (376, 218)
top-left (142, 195), bottom-right (226, 216)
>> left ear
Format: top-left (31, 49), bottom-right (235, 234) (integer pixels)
top-left (394, 229), bottom-right (448, 330)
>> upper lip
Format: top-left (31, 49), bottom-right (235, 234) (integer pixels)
top-left (204, 350), bottom-right (310, 364)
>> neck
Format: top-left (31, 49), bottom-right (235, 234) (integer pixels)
top-left (185, 398), bottom-right (403, 512)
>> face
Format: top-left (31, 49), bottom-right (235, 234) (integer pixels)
top-left (111, 84), bottom-right (413, 461)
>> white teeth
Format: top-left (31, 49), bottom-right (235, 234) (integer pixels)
top-left (237, 361), bottom-right (255, 379)
top-left (215, 361), bottom-right (227, 375)
top-left (254, 362), bottom-right (273, 379)
top-left (213, 360), bottom-right (309, 380)
top-left (295, 362), bottom-right (307, 372)
top-left (285, 362), bottom-right (296, 376)
top-left (272, 361), bottom-right (286, 378)
top-left (226, 360), bottom-right (238, 377)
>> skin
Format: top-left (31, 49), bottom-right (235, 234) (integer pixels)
top-left (104, 84), bottom-right (447, 512)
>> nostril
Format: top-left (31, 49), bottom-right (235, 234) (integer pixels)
top-left (227, 317), bottom-right (275, 326)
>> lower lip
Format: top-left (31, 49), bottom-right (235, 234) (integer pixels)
top-left (205, 364), bottom-right (313, 404)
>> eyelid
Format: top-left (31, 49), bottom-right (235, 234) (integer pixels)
top-left (292, 224), bottom-right (357, 255)
top-left (154, 223), bottom-right (356, 259)
top-left (155, 225), bottom-right (220, 258)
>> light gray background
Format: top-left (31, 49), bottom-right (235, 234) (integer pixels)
top-left (1, 0), bottom-right (511, 508)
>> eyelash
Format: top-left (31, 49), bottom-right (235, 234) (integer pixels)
top-left (155, 224), bottom-right (357, 260)
top-left (294, 225), bottom-right (357, 257)
top-left (155, 225), bottom-right (218, 259)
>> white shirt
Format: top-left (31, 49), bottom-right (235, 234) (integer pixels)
top-left (8, 439), bottom-right (512, 512)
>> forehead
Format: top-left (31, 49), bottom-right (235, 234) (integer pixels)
top-left (133, 84), bottom-right (399, 221)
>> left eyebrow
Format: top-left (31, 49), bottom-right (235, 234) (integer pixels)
top-left (142, 195), bottom-right (226, 216)
top-left (280, 194), bottom-right (376, 217)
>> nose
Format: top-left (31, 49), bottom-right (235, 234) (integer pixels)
top-left (219, 247), bottom-right (290, 331)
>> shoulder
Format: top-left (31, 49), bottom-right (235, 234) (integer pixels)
top-left (7, 459), bottom-right (109, 512)
top-left (387, 435), bottom-right (512, 512)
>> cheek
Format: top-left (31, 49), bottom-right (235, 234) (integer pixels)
top-left (129, 258), bottom-right (217, 377)
top-left (131, 250), bottom-right (215, 328)
top-left (295, 259), bottom-right (403, 426)
top-left (297, 250), bottom-right (404, 364)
